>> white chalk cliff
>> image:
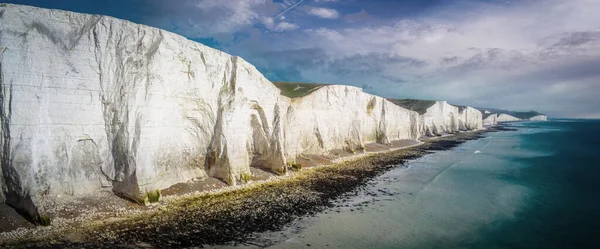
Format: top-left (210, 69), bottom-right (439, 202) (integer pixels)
top-left (387, 100), bottom-right (483, 136)
top-left (283, 85), bottom-right (420, 160)
top-left (0, 4), bottom-right (288, 219)
top-left (496, 114), bottom-right (522, 122)
top-left (0, 4), bottom-right (516, 222)
top-left (483, 114), bottom-right (498, 126)
top-left (457, 106), bottom-right (483, 131)
top-left (528, 115), bottom-right (548, 121)
top-left (420, 101), bottom-right (459, 136)
top-left (482, 112), bottom-right (548, 126)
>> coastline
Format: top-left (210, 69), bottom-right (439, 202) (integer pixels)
top-left (0, 127), bottom-right (509, 248)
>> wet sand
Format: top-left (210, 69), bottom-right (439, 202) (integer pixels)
top-left (0, 129), bottom-right (504, 248)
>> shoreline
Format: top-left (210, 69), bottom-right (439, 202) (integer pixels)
top-left (1, 127), bottom-right (511, 248)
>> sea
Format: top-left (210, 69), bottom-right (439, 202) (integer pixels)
top-left (227, 119), bottom-right (600, 249)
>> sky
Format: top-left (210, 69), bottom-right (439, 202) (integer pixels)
top-left (5, 0), bottom-right (600, 118)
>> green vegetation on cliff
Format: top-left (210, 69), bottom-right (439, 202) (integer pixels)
top-left (387, 99), bottom-right (437, 115)
top-left (272, 82), bottom-right (329, 98)
top-left (477, 107), bottom-right (545, 119)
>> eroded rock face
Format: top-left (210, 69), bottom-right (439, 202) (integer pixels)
top-left (497, 114), bottom-right (521, 122)
top-left (483, 114), bottom-right (498, 126)
top-left (457, 106), bottom-right (483, 131)
top-left (0, 4), bottom-right (285, 218)
top-left (283, 85), bottom-right (420, 160)
top-left (0, 46), bottom-right (5, 203)
top-left (420, 101), bottom-right (460, 136)
top-left (528, 115), bottom-right (548, 121)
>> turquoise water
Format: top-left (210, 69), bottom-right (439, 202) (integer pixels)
top-left (233, 120), bottom-right (600, 248)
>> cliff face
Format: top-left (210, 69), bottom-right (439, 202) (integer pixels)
top-left (483, 113), bottom-right (547, 126)
top-left (496, 114), bottom-right (521, 122)
top-left (420, 101), bottom-right (460, 136)
top-left (0, 4), bottom-right (287, 218)
top-left (283, 85), bottom-right (420, 160)
top-left (483, 114), bottom-right (498, 126)
top-left (457, 106), bottom-right (483, 131)
top-left (528, 115), bottom-right (548, 121)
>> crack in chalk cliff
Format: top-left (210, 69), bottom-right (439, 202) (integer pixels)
top-left (269, 104), bottom-right (286, 174)
top-left (248, 104), bottom-right (286, 174)
top-left (0, 46), bottom-right (8, 202)
top-left (250, 102), bottom-right (271, 136)
top-left (205, 56), bottom-right (243, 184)
top-left (410, 112), bottom-right (418, 139)
top-left (313, 126), bottom-right (325, 149)
top-left (200, 52), bottom-right (207, 69)
top-left (92, 26), bottom-right (113, 185)
top-left (143, 30), bottom-right (163, 100)
top-left (376, 100), bottom-right (389, 144)
top-left (205, 103), bottom-right (233, 184)
top-left (95, 23), bottom-right (147, 202)
top-left (229, 56), bottom-right (238, 96)
top-left (189, 46), bottom-right (208, 72)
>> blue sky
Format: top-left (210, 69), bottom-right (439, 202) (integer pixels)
top-left (5, 0), bottom-right (600, 118)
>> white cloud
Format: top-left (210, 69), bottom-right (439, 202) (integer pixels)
top-left (262, 17), bottom-right (299, 32)
top-left (146, 0), bottom-right (280, 37)
top-left (313, 0), bottom-right (338, 2)
top-left (260, 0), bottom-right (600, 117)
top-left (273, 22), bottom-right (299, 32)
top-left (307, 7), bottom-right (340, 19)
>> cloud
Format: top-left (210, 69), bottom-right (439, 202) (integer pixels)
top-left (262, 17), bottom-right (299, 32)
top-left (243, 0), bottom-right (600, 117)
top-left (344, 10), bottom-right (372, 23)
top-left (275, 0), bottom-right (306, 19)
top-left (307, 7), bottom-right (340, 19)
top-left (313, 0), bottom-right (338, 2)
top-left (144, 0), bottom-right (286, 38)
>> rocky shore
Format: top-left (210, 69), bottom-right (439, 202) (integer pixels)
top-left (0, 128), bottom-right (514, 248)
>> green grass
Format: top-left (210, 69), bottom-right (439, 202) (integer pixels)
top-left (288, 163), bottom-right (302, 171)
top-left (241, 172), bottom-right (251, 183)
top-left (272, 82), bottom-right (330, 98)
top-left (387, 99), bottom-right (437, 115)
top-left (35, 215), bottom-right (51, 226)
top-left (142, 190), bottom-right (162, 205)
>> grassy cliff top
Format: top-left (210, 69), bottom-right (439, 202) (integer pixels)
top-left (387, 99), bottom-right (437, 115)
top-left (454, 105), bottom-right (468, 113)
top-left (482, 113), bottom-right (495, 119)
top-left (510, 111), bottom-right (545, 119)
top-left (477, 107), bottom-right (545, 119)
top-left (272, 82), bottom-right (330, 98)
